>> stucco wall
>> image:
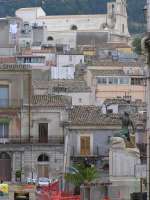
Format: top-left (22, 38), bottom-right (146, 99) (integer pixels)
top-left (96, 85), bottom-right (145, 104)
top-left (57, 54), bottom-right (84, 67)
top-left (69, 129), bottom-right (119, 156)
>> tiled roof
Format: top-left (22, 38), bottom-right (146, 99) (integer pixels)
top-left (69, 106), bottom-right (146, 126)
top-left (104, 98), bottom-right (129, 106)
top-left (32, 95), bottom-right (71, 107)
top-left (33, 80), bottom-right (91, 93)
top-left (91, 69), bottom-right (125, 76)
top-left (0, 64), bottom-right (31, 71)
top-left (0, 57), bottom-right (16, 64)
top-left (69, 106), bottom-right (121, 126)
top-left (21, 49), bottom-right (55, 55)
top-left (104, 98), bottom-right (146, 107)
top-left (98, 42), bottom-right (131, 49)
top-left (88, 61), bottom-right (140, 67)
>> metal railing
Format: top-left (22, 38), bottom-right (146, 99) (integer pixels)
top-left (70, 146), bottom-right (109, 158)
top-left (0, 136), bottom-right (64, 145)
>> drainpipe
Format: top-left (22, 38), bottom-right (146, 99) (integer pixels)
top-left (28, 72), bottom-right (32, 142)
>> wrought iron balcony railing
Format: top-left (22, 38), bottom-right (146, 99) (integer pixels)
top-left (0, 136), bottom-right (64, 145)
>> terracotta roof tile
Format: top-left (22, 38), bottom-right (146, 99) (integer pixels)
top-left (91, 69), bottom-right (125, 76)
top-left (0, 57), bottom-right (16, 64)
top-left (69, 106), bottom-right (146, 126)
top-left (32, 95), bottom-right (71, 107)
top-left (33, 80), bottom-right (91, 93)
top-left (89, 61), bottom-right (140, 67)
top-left (69, 106), bottom-right (121, 126)
top-left (0, 64), bottom-right (31, 71)
top-left (104, 98), bottom-right (146, 107)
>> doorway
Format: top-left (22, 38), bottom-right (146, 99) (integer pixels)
top-left (37, 154), bottom-right (49, 178)
top-left (0, 152), bottom-right (11, 181)
top-left (39, 123), bottom-right (48, 143)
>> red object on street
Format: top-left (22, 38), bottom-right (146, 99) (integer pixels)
top-left (102, 197), bottom-right (110, 200)
top-left (36, 181), bottom-right (80, 200)
top-left (49, 181), bottom-right (59, 192)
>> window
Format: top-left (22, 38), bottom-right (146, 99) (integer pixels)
top-left (39, 123), bottom-right (48, 143)
top-left (108, 77), bottom-right (113, 84)
top-left (120, 77), bottom-right (129, 85)
top-left (80, 136), bottom-right (91, 156)
top-left (97, 77), bottom-right (107, 84)
top-left (113, 77), bottom-right (119, 84)
top-left (47, 36), bottom-right (54, 41)
top-left (107, 109), bottom-right (113, 114)
top-left (0, 124), bottom-right (9, 138)
top-left (53, 86), bottom-right (67, 93)
top-left (131, 78), bottom-right (145, 86)
top-left (24, 57), bottom-right (31, 63)
top-left (122, 24), bottom-right (125, 33)
top-left (38, 154), bottom-right (49, 162)
top-left (0, 85), bottom-right (9, 107)
top-left (71, 25), bottom-right (78, 30)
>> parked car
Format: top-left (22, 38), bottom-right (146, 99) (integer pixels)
top-left (37, 177), bottom-right (50, 186)
top-left (26, 177), bottom-right (37, 184)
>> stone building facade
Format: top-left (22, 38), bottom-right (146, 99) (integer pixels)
top-left (15, 0), bottom-right (129, 48)
top-left (0, 64), bottom-right (71, 182)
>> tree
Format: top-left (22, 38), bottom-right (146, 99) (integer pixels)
top-left (65, 163), bottom-right (98, 194)
top-left (132, 37), bottom-right (142, 55)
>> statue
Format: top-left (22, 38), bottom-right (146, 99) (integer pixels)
top-left (120, 112), bottom-right (135, 142)
top-left (114, 112), bottom-right (135, 147)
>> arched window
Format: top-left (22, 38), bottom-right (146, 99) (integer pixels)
top-left (38, 154), bottom-right (49, 162)
top-left (47, 36), bottom-right (54, 41)
top-left (0, 152), bottom-right (10, 160)
top-left (71, 25), bottom-right (78, 31)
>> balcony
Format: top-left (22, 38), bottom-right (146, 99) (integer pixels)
top-left (0, 99), bottom-right (22, 109)
top-left (70, 146), bottom-right (109, 163)
top-left (0, 136), bottom-right (64, 145)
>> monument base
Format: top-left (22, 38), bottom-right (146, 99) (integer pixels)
top-left (109, 137), bottom-right (141, 200)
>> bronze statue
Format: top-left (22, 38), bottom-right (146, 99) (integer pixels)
top-left (120, 112), bottom-right (135, 142)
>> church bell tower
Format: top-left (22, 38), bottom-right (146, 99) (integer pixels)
top-left (107, 0), bottom-right (130, 41)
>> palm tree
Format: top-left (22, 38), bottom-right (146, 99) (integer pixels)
top-left (65, 163), bottom-right (98, 194)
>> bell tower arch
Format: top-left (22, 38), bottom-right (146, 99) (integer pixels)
top-left (107, 0), bottom-right (130, 40)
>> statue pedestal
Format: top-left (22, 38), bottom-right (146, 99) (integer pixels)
top-left (109, 137), bottom-right (141, 200)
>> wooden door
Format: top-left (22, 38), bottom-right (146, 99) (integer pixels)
top-left (0, 153), bottom-right (11, 181)
top-left (39, 123), bottom-right (48, 143)
top-left (80, 136), bottom-right (91, 156)
top-left (38, 165), bottom-right (49, 178)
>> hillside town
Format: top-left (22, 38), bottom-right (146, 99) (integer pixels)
top-left (0, 0), bottom-right (148, 200)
